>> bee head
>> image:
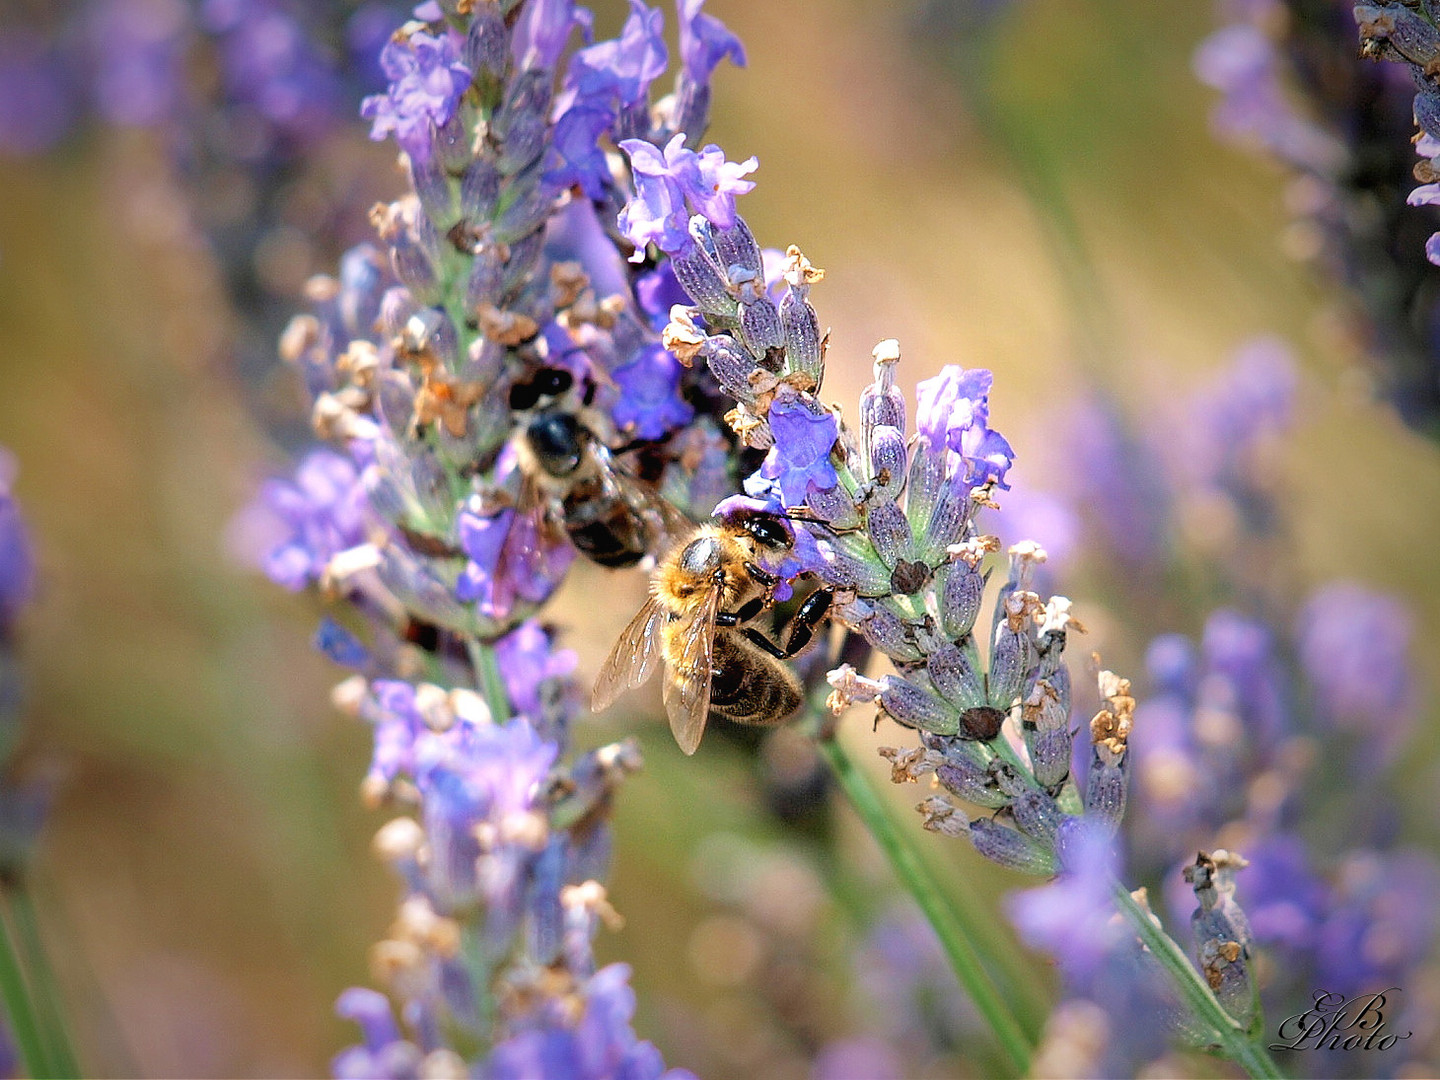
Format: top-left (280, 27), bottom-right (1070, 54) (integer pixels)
top-left (509, 366), bottom-right (576, 412)
top-left (524, 411), bottom-right (586, 477)
top-left (724, 507), bottom-right (793, 553)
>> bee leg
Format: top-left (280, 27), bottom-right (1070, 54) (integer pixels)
top-left (738, 589), bottom-right (834, 660)
top-left (743, 561), bottom-right (779, 588)
top-left (780, 588), bottom-right (833, 656)
top-left (716, 597), bottom-right (768, 628)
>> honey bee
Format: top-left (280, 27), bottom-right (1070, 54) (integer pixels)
top-left (510, 366), bottom-right (684, 568)
top-left (592, 505), bottom-right (833, 754)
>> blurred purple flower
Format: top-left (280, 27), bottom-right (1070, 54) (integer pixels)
top-left (487, 964), bottom-right (694, 1080)
top-left (314, 616), bottom-right (371, 670)
top-left (332, 986), bottom-right (420, 1080)
top-left (231, 448), bottom-right (370, 592)
top-left (201, 0), bottom-right (345, 144)
top-left (610, 343), bottom-right (695, 440)
top-left (84, 0), bottom-right (191, 128)
top-left (1235, 833), bottom-right (1329, 954)
top-left (1201, 609), bottom-right (1289, 750)
top-left (757, 396), bottom-right (839, 505)
top-left (494, 620), bottom-right (578, 722)
top-left (1193, 20), bottom-right (1343, 173)
top-left (360, 679), bottom-right (426, 791)
top-left (0, 449), bottom-right (35, 633)
top-left (1316, 849), bottom-right (1440, 998)
top-left (634, 263), bottom-right (687, 328)
top-left (455, 477), bottom-right (576, 622)
top-left (1007, 817), bottom-right (1122, 985)
top-left (361, 28), bottom-right (471, 163)
top-left (0, 30), bottom-right (77, 156)
top-left (1297, 582), bottom-right (1416, 754)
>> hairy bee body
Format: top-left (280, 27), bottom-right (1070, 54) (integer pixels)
top-left (594, 508), bottom-right (815, 754)
top-left (511, 369), bottom-right (680, 569)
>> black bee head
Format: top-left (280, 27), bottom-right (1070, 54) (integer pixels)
top-left (509, 366), bottom-right (576, 411)
top-left (525, 411), bottom-right (586, 477)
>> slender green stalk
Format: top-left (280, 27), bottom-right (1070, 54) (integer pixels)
top-left (816, 731), bottom-right (1032, 1076)
top-left (6, 880), bottom-right (79, 1078)
top-left (0, 897), bottom-right (51, 1077)
top-left (1111, 883), bottom-right (1285, 1079)
top-left (467, 638), bottom-right (511, 723)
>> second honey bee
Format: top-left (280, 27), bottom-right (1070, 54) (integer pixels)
top-left (592, 504), bottom-right (833, 755)
top-left (510, 365), bottom-right (684, 568)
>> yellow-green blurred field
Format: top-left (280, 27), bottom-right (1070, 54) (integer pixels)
top-left (0, 1), bottom-right (1436, 1076)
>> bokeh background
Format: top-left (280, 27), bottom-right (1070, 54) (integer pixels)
top-left (0, 0), bottom-right (1437, 1076)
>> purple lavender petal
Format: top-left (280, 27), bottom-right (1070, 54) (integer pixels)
top-left (610, 343), bottom-right (695, 440)
top-left (757, 397), bottom-right (839, 506)
top-left (361, 28), bottom-right (471, 163)
top-left (677, 0), bottom-right (746, 84)
top-left (563, 0), bottom-right (667, 110)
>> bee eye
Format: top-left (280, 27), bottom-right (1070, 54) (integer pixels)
top-left (510, 381), bottom-right (541, 411)
top-left (536, 368), bottom-right (573, 395)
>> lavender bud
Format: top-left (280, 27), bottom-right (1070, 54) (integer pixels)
top-left (829, 533), bottom-right (892, 596)
top-left (859, 340), bottom-right (906, 435)
top-left (671, 246), bottom-right (737, 318)
top-left (495, 180), bottom-right (553, 245)
top-left (815, 540), bottom-right (890, 595)
top-left (968, 818), bottom-right (1057, 876)
top-left (375, 544), bottom-right (475, 636)
top-left (989, 623), bottom-right (1035, 711)
top-left (465, 1), bottom-right (509, 80)
top-left (1386, 6), bottom-right (1440, 65)
top-left (434, 112), bottom-right (472, 176)
top-left (500, 231), bottom-right (544, 299)
top-left (922, 733), bottom-right (1009, 808)
top-left (380, 287), bottom-right (421, 341)
top-left (938, 560), bottom-right (987, 640)
top-left (1084, 745), bottom-right (1128, 830)
top-left (926, 640), bottom-right (987, 713)
top-left (1022, 679), bottom-right (1071, 788)
top-left (780, 289), bottom-right (823, 382)
top-left (388, 231), bottom-right (440, 302)
top-left (866, 500), bottom-right (913, 569)
top-left (867, 426), bottom-right (907, 501)
top-left (878, 673), bottom-right (960, 736)
top-left (920, 481), bottom-right (969, 562)
top-left (495, 69), bottom-right (553, 173)
top-left (711, 217), bottom-right (763, 281)
top-left (905, 435), bottom-right (947, 536)
top-left (403, 308), bottom-right (460, 370)
top-left (461, 160), bottom-right (502, 222)
top-left (806, 484), bottom-right (860, 530)
top-left (1010, 790), bottom-right (1063, 846)
top-left (410, 152), bottom-right (457, 229)
top-left (465, 245), bottom-right (505, 314)
top-left (701, 335), bottom-right (760, 402)
top-left (852, 601), bottom-right (921, 662)
top-left (739, 298), bottom-right (784, 368)
top-left (525, 838), bottom-right (566, 965)
top-left (1186, 852), bottom-right (1255, 1026)
top-left (1416, 90), bottom-right (1440, 145)
top-left (463, 337), bottom-right (505, 386)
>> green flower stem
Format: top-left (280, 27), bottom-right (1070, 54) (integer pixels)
top-left (467, 638), bottom-right (511, 723)
top-left (0, 896), bottom-right (51, 1077)
top-left (816, 730), bottom-right (1032, 1077)
top-left (5, 880), bottom-right (79, 1078)
top-left (1111, 882), bottom-right (1284, 1079)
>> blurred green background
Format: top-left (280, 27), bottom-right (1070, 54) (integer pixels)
top-left (0, 0), bottom-right (1437, 1076)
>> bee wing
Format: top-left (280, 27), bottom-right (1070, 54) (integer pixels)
top-left (592, 597), bottom-right (666, 711)
top-left (662, 585), bottom-right (720, 756)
